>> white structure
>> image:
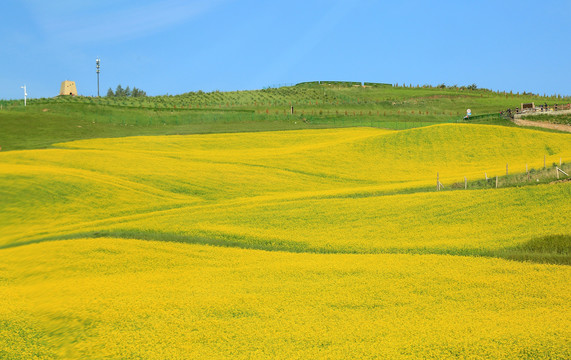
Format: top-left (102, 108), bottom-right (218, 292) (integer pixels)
top-left (21, 85), bottom-right (27, 106)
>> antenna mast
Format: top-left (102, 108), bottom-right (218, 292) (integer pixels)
top-left (96, 57), bottom-right (101, 97)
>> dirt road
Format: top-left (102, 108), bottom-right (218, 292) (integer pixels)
top-left (513, 119), bottom-right (571, 133)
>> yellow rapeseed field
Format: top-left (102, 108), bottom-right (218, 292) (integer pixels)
top-left (1, 125), bottom-right (569, 252)
top-left (1, 124), bottom-right (570, 358)
top-left (1, 238), bottom-right (569, 359)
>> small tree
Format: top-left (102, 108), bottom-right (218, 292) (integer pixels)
top-left (115, 85), bottom-right (125, 97)
top-left (108, 84), bottom-right (147, 98)
top-left (132, 87), bottom-right (146, 97)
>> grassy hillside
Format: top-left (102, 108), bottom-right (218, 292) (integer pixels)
top-left (1, 82), bottom-right (566, 151)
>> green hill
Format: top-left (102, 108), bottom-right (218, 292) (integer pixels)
top-left (1, 82), bottom-right (566, 151)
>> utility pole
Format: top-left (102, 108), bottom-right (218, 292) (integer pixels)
top-left (20, 85), bottom-right (27, 106)
top-left (96, 57), bottom-right (101, 97)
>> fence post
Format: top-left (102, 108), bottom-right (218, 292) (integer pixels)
top-left (464, 177), bottom-right (467, 190)
top-left (437, 172), bottom-right (439, 191)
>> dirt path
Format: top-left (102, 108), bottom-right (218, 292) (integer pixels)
top-left (513, 119), bottom-right (571, 133)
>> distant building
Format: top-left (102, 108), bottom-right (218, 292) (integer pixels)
top-left (59, 81), bottom-right (78, 96)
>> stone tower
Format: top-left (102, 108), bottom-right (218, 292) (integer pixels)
top-left (59, 81), bottom-right (78, 96)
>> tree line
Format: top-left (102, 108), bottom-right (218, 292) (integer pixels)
top-left (106, 85), bottom-right (147, 98)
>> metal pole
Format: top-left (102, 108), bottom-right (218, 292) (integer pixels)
top-left (96, 58), bottom-right (101, 97)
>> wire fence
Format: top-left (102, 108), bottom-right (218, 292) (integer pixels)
top-left (438, 160), bottom-right (569, 192)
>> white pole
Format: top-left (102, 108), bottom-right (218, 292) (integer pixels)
top-left (21, 85), bottom-right (27, 106)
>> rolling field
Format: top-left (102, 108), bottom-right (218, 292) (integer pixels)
top-left (1, 239), bottom-right (569, 359)
top-left (1, 122), bottom-right (570, 358)
top-left (2, 82), bottom-right (568, 152)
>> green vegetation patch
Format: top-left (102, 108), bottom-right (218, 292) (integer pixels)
top-left (2, 84), bottom-right (568, 151)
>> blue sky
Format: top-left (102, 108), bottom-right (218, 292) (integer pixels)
top-left (1, 0), bottom-right (570, 99)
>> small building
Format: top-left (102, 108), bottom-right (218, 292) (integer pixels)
top-left (59, 80), bottom-right (78, 96)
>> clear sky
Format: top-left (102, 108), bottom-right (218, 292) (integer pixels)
top-left (1, 0), bottom-right (570, 99)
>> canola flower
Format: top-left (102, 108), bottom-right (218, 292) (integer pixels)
top-left (0, 125), bottom-right (569, 252)
top-left (0, 124), bottom-right (570, 359)
top-left (0, 238), bottom-right (569, 360)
